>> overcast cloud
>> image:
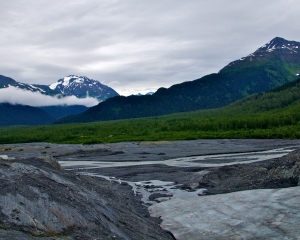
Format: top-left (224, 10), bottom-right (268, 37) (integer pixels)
top-left (0, 0), bottom-right (300, 96)
top-left (0, 87), bottom-right (98, 107)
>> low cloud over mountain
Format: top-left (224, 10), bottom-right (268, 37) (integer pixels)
top-left (0, 86), bottom-right (98, 107)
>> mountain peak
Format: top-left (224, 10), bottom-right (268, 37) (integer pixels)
top-left (49, 75), bottom-right (119, 101)
top-left (221, 37), bottom-right (300, 71)
top-left (49, 75), bottom-right (93, 90)
top-left (256, 37), bottom-right (299, 53)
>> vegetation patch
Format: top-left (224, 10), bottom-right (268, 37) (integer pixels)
top-left (1, 79), bottom-right (300, 144)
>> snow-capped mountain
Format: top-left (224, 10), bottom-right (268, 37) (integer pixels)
top-left (0, 75), bottom-right (59, 95)
top-left (0, 75), bottom-right (119, 102)
top-left (256, 37), bottom-right (300, 54)
top-left (49, 75), bottom-right (119, 101)
top-left (222, 37), bottom-right (300, 72)
top-left (57, 37), bottom-right (300, 123)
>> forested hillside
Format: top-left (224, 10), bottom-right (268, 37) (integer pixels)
top-left (39, 105), bottom-right (88, 120)
top-left (0, 103), bottom-right (55, 126)
top-left (57, 37), bottom-right (300, 124)
top-left (2, 77), bottom-right (300, 143)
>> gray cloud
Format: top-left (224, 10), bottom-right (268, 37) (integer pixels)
top-left (0, 87), bottom-right (98, 107)
top-left (0, 0), bottom-right (300, 96)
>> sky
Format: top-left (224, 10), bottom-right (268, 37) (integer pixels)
top-left (1, 0), bottom-right (300, 97)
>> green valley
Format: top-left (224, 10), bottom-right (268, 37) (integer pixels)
top-left (1, 78), bottom-right (300, 144)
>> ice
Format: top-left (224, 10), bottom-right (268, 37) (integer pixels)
top-left (149, 186), bottom-right (300, 240)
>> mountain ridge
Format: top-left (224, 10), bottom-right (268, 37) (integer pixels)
top-left (49, 75), bottom-right (119, 101)
top-left (57, 37), bottom-right (300, 124)
top-left (0, 75), bottom-right (119, 102)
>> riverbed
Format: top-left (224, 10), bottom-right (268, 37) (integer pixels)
top-left (1, 139), bottom-right (300, 239)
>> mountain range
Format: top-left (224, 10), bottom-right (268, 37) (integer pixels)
top-left (0, 75), bottom-right (59, 96)
top-left (1, 37), bottom-right (300, 126)
top-left (0, 75), bottom-right (117, 125)
top-left (57, 37), bottom-right (300, 124)
top-left (0, 75), bottom-right (119, 101)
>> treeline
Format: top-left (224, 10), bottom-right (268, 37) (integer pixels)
top-left (1, 78), bottom-right (300, 144)
top-left (0, 103), bottom-right (55, 126)
top-left (224, 78), bottom-right (300, 113)
top-left (1, 101), bottom-right (300, 144)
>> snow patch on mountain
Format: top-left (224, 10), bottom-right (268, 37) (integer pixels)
top-left (49, 82), bottom-right (59, 90)
top-left (235, 37), bottom-right (300, 62)
top-left (221, 37), bottom-right (300, 70)
top-left (256, 37), bottom-right (300, 55)
top-left (49, 75), bottom-right (119, 101)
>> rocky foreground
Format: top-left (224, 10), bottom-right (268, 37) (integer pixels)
top-left (0, 157), bottom-right (174, 240)
top-left (0, 140), bottom-right (300, 239)
top-left (149, 150), bottom-right (300, 240)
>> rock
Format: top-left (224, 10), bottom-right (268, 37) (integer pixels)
top-left (0, 158), bottom-right (174, 239)
top-left (149, 193), bottom-right (172, 202)
top-left (196, 150), bottom-right (300, 194)
top-left (37, 156), bottom-right (62, 170)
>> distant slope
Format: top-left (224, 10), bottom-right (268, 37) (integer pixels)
top-left (0, 75), bottom-right (59, 95)
top-left (0, 103), bottom-right (55, 126)
top-left (224, 78), bottom-right (300, 114)
top-left (3, 77), bottom-right (300, 144)
top-left (39, 105), bottom-right (88, 120)
top-left (57, 37), bottom-right (300, 124)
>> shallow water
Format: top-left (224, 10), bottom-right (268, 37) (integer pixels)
top-left (59, 147), bottom-right (294, 169)
top-left (78, 172), bottom-right (207, 205)
top-left (59, 146), bottom-right (296, 206)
